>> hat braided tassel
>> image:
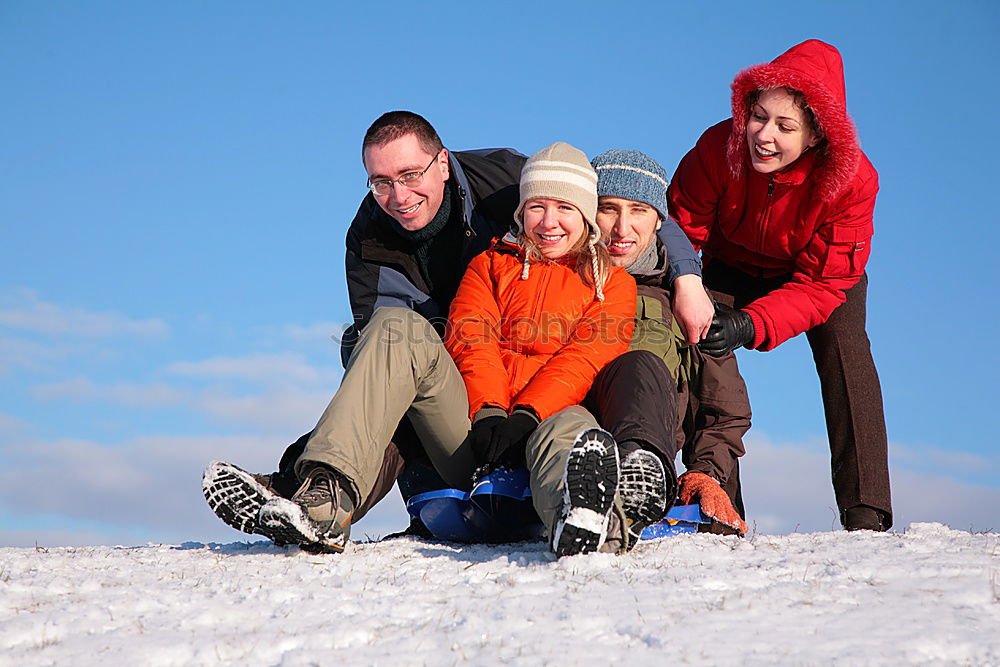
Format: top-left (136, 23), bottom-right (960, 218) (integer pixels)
top-left (591, 240), bottom-right (604, 301)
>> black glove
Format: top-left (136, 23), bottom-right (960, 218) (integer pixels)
top-left (698, 303), bottom-right (754, 357)
top-left (468, 414), bottom-right (507, 465)
top-left (484, 409), bottom-right (539, 468)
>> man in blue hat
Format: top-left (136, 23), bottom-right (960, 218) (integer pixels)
top-left (586, 150), bottom-right (751, 545)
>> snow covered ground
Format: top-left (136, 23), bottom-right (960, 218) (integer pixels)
top-left (2, 523), bottom-right (998, 665)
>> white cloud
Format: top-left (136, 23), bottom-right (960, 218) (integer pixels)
top-left (27, 370), bottom-right (338, 432)
top-left (891, 443), bottom-right (998, 479)
top-left (0, 426), bottom-right (410, 547)
top-left (196, 389), bottom-right (332, 431)
top-left (0, 433), bottom-right (286, 545)
top-left (27, 377), bottom-right (333, 431)
top-left (0, 335), bottom-right (76, 375)
top-left (30, 377), bottom-right (186, 407)
top-left (739, 433), bottom-right (1000, 534)
top-left (165, 353), bottom-right (327, 384)
top-left (2, 425), bottom-right (997, 548)
top-left (0, 288), bottom-right (168, 338)
top-left (0, 413), bottom-right (28, 434)
top-left (282, 322), bottom-right (347, 344)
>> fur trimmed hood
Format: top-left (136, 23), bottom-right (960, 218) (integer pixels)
top-left (727, 39), bottom-right (860, 202)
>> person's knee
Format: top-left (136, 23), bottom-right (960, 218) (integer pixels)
top-left (527, 406), bottom-right (596, 457)
top-left (546, 405), bottom-right (596, 431)
top-left (611, 349), bottom-right (658, 372)
top-left (367, 306), bottom-right (424, 333)
top-left (363, 307), bottom-right (439, 352)
top-left (603, 349), bottom-right (675, 392)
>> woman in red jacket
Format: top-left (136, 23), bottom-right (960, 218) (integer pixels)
top-left (446, 141), bottom-right (640, 555)
top-left (668, 39), bottom-right (891, 531)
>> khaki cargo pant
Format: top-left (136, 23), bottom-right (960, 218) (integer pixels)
top-left (296, 307), bottom-right (597, 534)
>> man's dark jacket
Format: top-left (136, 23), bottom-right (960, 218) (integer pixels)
top-left (340, 148), bottom-right (525, 365)
top-left (275, 148), bottom-right (525, 520)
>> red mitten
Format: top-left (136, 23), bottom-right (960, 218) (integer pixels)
top-left (678, 472), bottom-right (748, 535)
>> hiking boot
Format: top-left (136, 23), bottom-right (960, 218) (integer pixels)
top-left (697, 520), bottom-right (743, 536)
top-left (382, 517), bottom-right (435, 541)
top-left (552, 428), bottom-right (620, 557)
top-left (202, 460), bottom-right (279, 538)
top-left (618, 449), bottom-right (669, 547)
top-left (844, 505), bottom-right (887, 532)
top-left (257, 464), bottom-right (356, 553)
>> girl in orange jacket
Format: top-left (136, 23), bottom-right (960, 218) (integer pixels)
top-left (445, 142), bottom-right (638, 556)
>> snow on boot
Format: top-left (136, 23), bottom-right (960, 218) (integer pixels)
top-left (202, 460), bottom-right (278, 538)
top-left (618, 449), bottom-right (668, 548)
top-left (257, 464), bottom-right (355, 553)
top-left (552, 428), bottom-right (620, 557)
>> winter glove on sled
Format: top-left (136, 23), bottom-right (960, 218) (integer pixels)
top-left (468, 413), bottom-right (507, 465)
top-left (678, 471), bottom-right (748, 535)
top-left (483, 409), bottom-right (540, 468)
top-left (699, 303), bottom-right (754, 357)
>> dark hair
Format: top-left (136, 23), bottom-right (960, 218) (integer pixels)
top-left (747, 87), bottom-right (823, 140)
top-left (362, 111), bottom-right (444, 162)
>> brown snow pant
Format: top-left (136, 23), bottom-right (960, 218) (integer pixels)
top-left (704, 262), bottom-right (892, 529)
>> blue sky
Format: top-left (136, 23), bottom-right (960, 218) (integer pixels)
top-left (2, 1), bottom-right (998, 546)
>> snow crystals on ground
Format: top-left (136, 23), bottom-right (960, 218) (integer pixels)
top-left (2, 522), bottom-right (999, 665)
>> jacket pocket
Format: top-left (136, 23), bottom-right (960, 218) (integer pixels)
top-left (821, 226), bottom-right (867, 278)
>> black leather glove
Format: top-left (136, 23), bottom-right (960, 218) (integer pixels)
top-left (698, 303), bottom-right (754, 357)
top-left (484, 409), bottom-right (539, 467)
top-left (468, 414), bottom-right (507, 465)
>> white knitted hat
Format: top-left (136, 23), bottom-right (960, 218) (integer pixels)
top-left (512, 142), bottom-right (604, 299)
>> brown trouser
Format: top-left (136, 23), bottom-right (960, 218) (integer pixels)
top-left (704, 262), bottom-right (892, 528)
top-left (295, 307), bottom-right (597, 534)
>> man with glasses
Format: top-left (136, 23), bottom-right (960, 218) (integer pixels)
top-left (203, 111), bottom-right (526, 550)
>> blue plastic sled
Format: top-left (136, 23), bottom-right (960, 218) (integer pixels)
top-left (640, 503), bottom-right (713, 539)
top-left (406, 468), bottom-right (546, 543)
top-left (405, 468), bottom-right (712, 543)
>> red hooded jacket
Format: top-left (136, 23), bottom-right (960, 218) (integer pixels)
top-left (667, 39), bottom-right (879, 350)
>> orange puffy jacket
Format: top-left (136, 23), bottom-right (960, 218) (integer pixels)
top-left (445, 241), bottom-right (636, 422)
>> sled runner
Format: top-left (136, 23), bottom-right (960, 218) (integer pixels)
top-left (405, 468), bottom-right (710, 543)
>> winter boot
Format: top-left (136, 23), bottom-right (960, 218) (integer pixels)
top-left (618, 448), bottom-right (670, 548)
top-left (843, 505), bottom-right (887, 532)
top-left (552, 428), bottom-right (620, 558)
top-left (202, 460), bottom-right (279, 538)
top-left (257, 464), bottom-right (356, 553)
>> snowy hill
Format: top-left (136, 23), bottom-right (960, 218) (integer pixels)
top-left (3, 523), bottom-right (998, 665)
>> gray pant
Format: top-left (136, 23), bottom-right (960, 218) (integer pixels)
top-left (298, 307), bottom-right (601, 536)
top-left (525, 405), bottom-right (599, 532)
top-left (298, 308), bottom-right (475, 502)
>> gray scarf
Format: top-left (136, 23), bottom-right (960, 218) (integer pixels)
top-left (627, 239), bottom-right (661, 277)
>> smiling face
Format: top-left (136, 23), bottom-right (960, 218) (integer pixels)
top-left (521, 197), bottom-right (587, 260)
top-left (596, 196), bottom-right (661, 268)
top-left (746, 88), bottom-right (820, 174)
top-left (362, 133), bottom-right (450, 231)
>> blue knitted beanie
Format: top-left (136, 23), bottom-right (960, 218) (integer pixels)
top-left (590, 150), bottom-right (670, 221)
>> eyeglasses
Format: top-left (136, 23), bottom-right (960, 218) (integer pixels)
top-left (367, 151), bottom-right (442, 197)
